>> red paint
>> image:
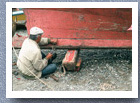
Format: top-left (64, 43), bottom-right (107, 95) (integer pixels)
top-left (24, 8), bottom-right (131, 33)
top-left (13, 8), bottom-right (132, 48)
top-left (64, 50), bottom-right (76, 62)
top-left (57, 39), bottom-right (132, 48)
top-left (16, 34), bottom-right (22, 37)
top-left (42, 30), bottom-right (131, 40)
top-left (25, 8), bottom-right (131, 20)
top-left (17, 78), bottom-right (21, 80)
top-left (12, 36), bottom-right (132, 48)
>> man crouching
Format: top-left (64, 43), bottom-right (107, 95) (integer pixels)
top-left (17, 27), bottom-right (57, 79)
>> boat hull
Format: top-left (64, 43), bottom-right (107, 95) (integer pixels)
top-left (13, 8), bottom-right (132, 48)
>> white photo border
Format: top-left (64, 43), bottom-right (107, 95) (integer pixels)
top-left (6, 2), bottom-right (138, 98)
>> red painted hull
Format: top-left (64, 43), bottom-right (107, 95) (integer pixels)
top-left (13, 8), bottom-right (132, 48)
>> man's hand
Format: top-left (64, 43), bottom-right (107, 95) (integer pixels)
top-left (50, 39), bottom-right (58, 45)
top-left (50, 50), bottom-right (57, 60)
top-left (46, 53), bottom-right (53, 60)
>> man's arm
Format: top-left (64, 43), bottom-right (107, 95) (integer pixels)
top-left (39, 38), bottom-right (57, 45)
top-left (39, 38), bottom-right (50, 45)
top-left (32, 51), bottom-right (53, 71)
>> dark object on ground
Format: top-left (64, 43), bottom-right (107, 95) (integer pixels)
top-left (45, 74), bottom-right (59, 82)
top-left (49, 74), bottom-right (59, 82)
top-left (12, 20), bottom-right (16, 37)
top-left (12, 69), bottom-right (19, 76)
top-left (12, 62), bottom-right (17, 66)
top-left (75, 58), bottom-right (82, 71)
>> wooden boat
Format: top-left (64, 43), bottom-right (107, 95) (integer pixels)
top-left (12, 8), bottom-right (26, 37)
top-left (12, 8), bottom-right (26, 22)
top-left (12, 8), bottom-right (132, 49)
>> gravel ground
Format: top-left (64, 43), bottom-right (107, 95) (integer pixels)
top-left (12, 48), bottom-right (132, 91)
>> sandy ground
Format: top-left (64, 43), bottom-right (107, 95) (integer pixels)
top-left (12, 48), bottom-right (132, 91)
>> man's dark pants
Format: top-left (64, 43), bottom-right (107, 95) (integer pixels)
top-left (41, 52), bottom-right (57, 77)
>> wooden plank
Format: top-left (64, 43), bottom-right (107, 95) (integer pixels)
top-left (57, 39), bottom-right (132, 48)
top-left (42, 29), bottom-right (132, 40)
top-left (12, 36), bottom-right (132, 48)
top-left (25, 8), bottom-right (132, 20)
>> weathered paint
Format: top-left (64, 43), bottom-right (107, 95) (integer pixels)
top-left (62, 50), bottom-right (78, 71)
top-left (41, 30), bottom-right (131, 40)
top-left (13, 8), bottom-right (132, 48)
top-left (64, 50), bottom-right (77, 62)
top-left (12, 36), bottom-right (132, 49)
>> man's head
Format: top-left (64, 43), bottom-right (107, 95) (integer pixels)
top-left (29, 27), bottom-right (44, 43)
